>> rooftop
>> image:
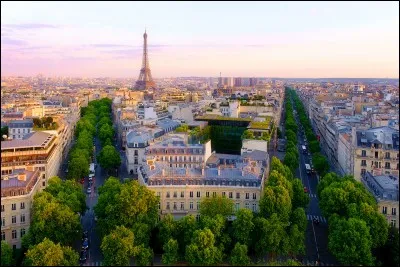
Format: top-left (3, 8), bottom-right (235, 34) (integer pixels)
top-left (356, 126), bottom-right (399, 149)
top-left (1, 131), bottom-right (54, 150)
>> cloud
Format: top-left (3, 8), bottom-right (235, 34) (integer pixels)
top-left (2, 23), bottom-right (60, 30)
top-left (90, 44), bottom-right (134, 48)
top-left (1, 37), bottom-right (27, 46)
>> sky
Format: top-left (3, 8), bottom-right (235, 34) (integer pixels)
top-left (1, 1), bottom-right (399, 78)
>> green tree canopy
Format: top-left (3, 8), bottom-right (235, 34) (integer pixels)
top-left (97, 145), bottom-right (121, 171)
top-left (230, 243), bottom-right (251, 266)
top-left (101, 226), bottom-right (136, 266)
top-left (24, 238), bottom-right (78, 266)
top-left (1, 241), bottom-right (14, 266)
top-left (291, 179), bottom-right (310, 210)
top-left (290, 207), bottom-right (307, 233)
top-left (67, 154), bottom-right (89, 180)
top-left (25, 192), bottom-right (81, 247)
top-left (185, 228), bottom-right (222, 266)
top-left (259, 185), bottom-right (291, 222)
top-left (270, 156), bottom-right (293, 181)
top-left (283, 152), bottom-right (298, 174)
top-left (99, 123), bottom-right (114, 145)
top-left (175, 215), bottom-right (197, 256)
top-left (233, 209), bottom-right (254, 246)
top-left (328, 217), bottom-right (374, 266)
top-left (162, 239), bottom-right (179, 265)
top-left (199, 195), bottom-right (234, 218)
top-left (135, 244), bottom-right (154, 266)
top-left (158, 214), bottom-right (177, 246)
top-left (267, 170), bottom-right (293, 200)
top-left (288, 224), bottom-right (305, 257)
top-left (308, 140), bottom-right (320, 153)
top-left (312, 153), bottom-right (329, 177)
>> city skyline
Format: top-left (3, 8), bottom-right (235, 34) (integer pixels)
top-left (1, 1), bottom-right (399, 78)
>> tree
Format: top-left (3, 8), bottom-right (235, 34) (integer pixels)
top-left (291, 179), bottom-right (310, 209)
top-left (97, 145), bottom-right (121, 171)
top-left (132, 222), bottom-right (151, 247)
top-left (270, 157), bottom-right (293, 181)
top-left (99, 123), bottom-right (114, 145)
top-left (230, 243), bottom-right (251, 266)
top-left (101, 226), bottom-right (136, 266)
top-left (199, 195), bottom-right (234, 218)
top-left (290, 207), bottom-right (307, 233)
top-left (284, 152), bottom-right (298, 174)
top-left (162, 239), bottom-right (179, 265)
top-left (185, 228), bottom-right (222, 266)
top-left (259, 185), bottom-right (291, 222)
top-left (288, 224), bottom-right (305, 257)
top-left (69, 148), bottom-right (90, 163)
top-left (67, 154), bottom-right (89, 180)
top-left (45, 176), bottom-right (87, 214)
top-left (254, 214), bottom-right (288, 259)
top-left (348, 202), bottom-right (388, 248)
top-left (134, 244), bottom-right (154, 266)
top-left (312, 153), bottom-right (329, 177)
top-left (158, 214), bottom-right (177, 246)
top-left (94, 179), bottom-right (159, 238)
top-left (317, 172), bottom-right (340, 198)
top-left (176, 215), bottom-right (197, 255)
top-left (308, 140), bottom-right (320, 153)
top-left (27, 192), bottom-right (81, 247)
top-left (233, 209), bottom-right (254, 246)
top-left (267, 170), bottom-right (293, 199)
top-left (1, 241), bottom-right (14, 266)
top-left (98, 116), bottom-right (113, 126)
top-left (328, 217), bottom-right (374, 266)
top-left (286, 146), bottom-right (299, 161)
top-left (24, 238), bottom-right (78, 266)
top-left (285, 129), bottom-right (297, 144)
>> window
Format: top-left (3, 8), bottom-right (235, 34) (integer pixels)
top-left (375, 151), bottom-right (379, 159)
top-left (20, 202), bottom-right (25, 209)
top-left (1, 205), bottom-right (4, 212)
top-left (134, 158), bottom-right (138, 164)
top-left (11, 204), bottom-right (16, 211)
top-left (222, 192), bottom-right (226, 197)
top-left (206, 192), bottom-right (210, 198)
top-left (385, 152), bottom-right (390, 159)
top-left (235, 203), bottom-right (240, 211)
top-left (361, 160), bottom-right (366, 166)
top-left (42, 182), bottom-right (45, 187)
top-left (190, 191), bottom-right (193, 198)
top-left (245, 203), bottom-right (249, 209)
top-left (212, 192), bottom-right (217, 197)
top-left (245, 193), bottom-right (249, 199)
top-left (392, 208), bottom-right (397, 215)
top-left (166, 202), bottom-right (170, 210)
top-left (166, 192), bottom-right (170, 198)
top-left (190, 202), bottom-right (193, 210)
top-left (12, 230), bottom-right (17, 239)
top-left (181, 191), bottom-right (184, 198)
top-left (385, 162), bottom-right (391, 169)
top-left (173, 202), bottom-right (177, 210)
top-left (17, 129), bottom-right (20, 134)
top-left (20, 214), bottom-right (25, 223)
top-left (391, 219), bottom-right (396, 227)
top-left (20, 229), bottom-right (25, 238)
top-left (180, 202), bottom-right (184, 210)
top-left (236, 192), bottom-right (240, 199)
top-left (173, 192), bottom-right (177, 198)
top-left (12, 129), bottom-right (15, 133)
top-left (253, 193), bottom-right (257, 200)
top-left (158, 202), bottom-right (161, 210)
top-left (252, 203), bottom-right (257, 212)
top-left (229, 192), bottom-right (233, 199)
top-left (1, 218), bottom-right (4, 227)
top-left (382, 206), bottom-right (387, 214)
top-left (196, 214), bottom-right (200, 221)
top-left (197, 191), bottom-right (201, 198)
top-left (134, 150), bottom-right (138, 156)
top-left (196, 202), bottom-right (200, 210)
top-left (361, 169), bottom-right (366, 175)
top-left (361, 150), bottom-right (366, 157)
top-left (12, 216), bottom-right (16, 224)
top-left (1, 231), bottom-right (5, 241)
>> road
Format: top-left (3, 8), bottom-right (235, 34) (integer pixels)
top-left (292, 104), bottom-right (339, 266)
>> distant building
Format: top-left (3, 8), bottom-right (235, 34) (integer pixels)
top-left (361, 171), bottom-right (399, 228)
top-left (8, 119), bottom-right (33, 140)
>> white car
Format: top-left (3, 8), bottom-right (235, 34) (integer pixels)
top-left (87, 187), bottom-right (92, 194)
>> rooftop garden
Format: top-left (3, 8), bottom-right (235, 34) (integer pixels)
top-left (33, 117), bottom-right (59, 130)
top-left (248, 116), bottom-right (273, 130)
top-left (196, 114), bottom-right (252, 122)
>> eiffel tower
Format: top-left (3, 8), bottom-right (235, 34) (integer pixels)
top-left (134, 29), bottom-right (156, 91)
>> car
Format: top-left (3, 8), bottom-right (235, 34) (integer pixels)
top-left (87, 187), bottom-right (92, 194)
top-left (79, 249), bottom-right (87, 264)
top-left (82, 238), bottom-right (89, 250)
top-left (88, 180), bottom-right (93, 186)
top-left (82, 231), bottom-right (89, 240)
top-left (313, 216), bottom-right (320, 225)
top-left (304, 187), bottom-right (308, 193)
top-left (80, 178), bottom-right (85, 184)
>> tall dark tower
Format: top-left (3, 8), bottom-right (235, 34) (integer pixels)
top-left (134, 29), bottom-right (156, 90)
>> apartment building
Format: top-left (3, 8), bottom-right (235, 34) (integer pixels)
top-left (361, 172), bottom-right (399, 228)
top-left (353, 126), bottom-right (399, 181)
top-left (138, 136), bottom-right (268, 220)
top-left (1, 168), bottom-right (44, 248)
top-left (1, 131), bottom-right (62, 184)
top-left (7, 119), bottom-right (34, 140)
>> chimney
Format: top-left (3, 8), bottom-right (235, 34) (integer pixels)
top-left (201, 168), bottom-right (205, 176)
top-left (162, 169), bottom-right (165, 176)
top-left (242, 169), bottom-right (245, 177)
top-left (17, 173), bottom-right (27, 181)
top-left (26, 165), bottom-right (35, 172)
top-left (217, 166), bottom-right (221, 176)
